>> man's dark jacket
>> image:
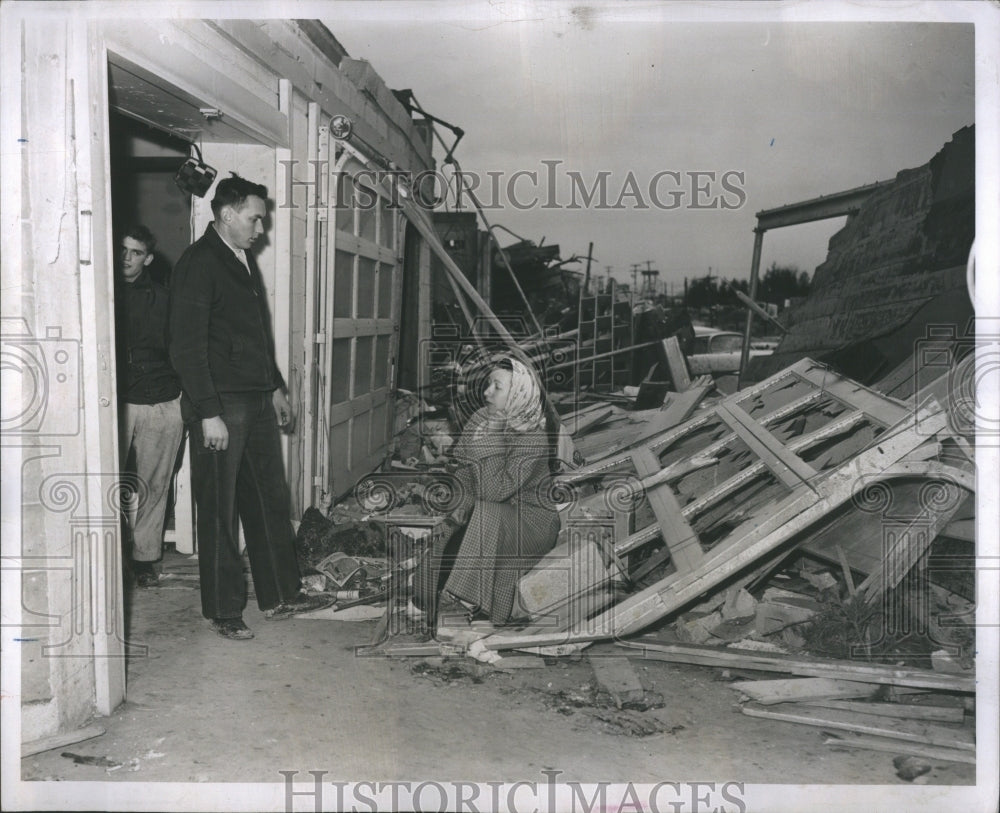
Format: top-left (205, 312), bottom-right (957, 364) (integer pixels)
top-left (116, 269), bottom-right (181, 405)
top-left (169, 224), bottom-right (284, 420)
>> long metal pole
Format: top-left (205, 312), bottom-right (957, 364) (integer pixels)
top-left (548, 339), bottom-right (662, 372)
top-left (409, 98), bottom-right (545, 339)
top-left (451, 157), bottom-right (546, 339)
top-left (737, 227), bottom-right (766, 390)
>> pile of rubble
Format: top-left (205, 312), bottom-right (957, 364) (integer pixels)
top-left (293, 342), bottom-right (976, 769)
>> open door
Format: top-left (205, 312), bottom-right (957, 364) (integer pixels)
top-left (303, 134), bottom-right (403, 502)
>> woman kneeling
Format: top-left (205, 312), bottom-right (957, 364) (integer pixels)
top-left (414, 355), bottom-right (560, 626)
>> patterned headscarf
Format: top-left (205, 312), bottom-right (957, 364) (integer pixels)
top-left (498, 356), bottom-right (544, 433)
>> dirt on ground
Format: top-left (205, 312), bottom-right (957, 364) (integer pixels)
top-left (21, 549), bottom-right (976, 796)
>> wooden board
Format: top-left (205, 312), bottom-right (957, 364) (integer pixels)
top-left (572, 382), bottom-right (712, 467)
top-left (618, 640), bottom-right (975, 693)
top-left (822, 732), bottom-right (976, 765)
top-left (21, 724), bottom-right (106, 758)
top-left (588, 654), bottom-right (645, 709)
top-left (716, 402), bottom-right (818, 491)
top-left (659, 336), bottom-right (692, 392)
top-left (569, 407), bottom-right (616, 438)
top-left (631, 447), bottom-right (704, 572)
top-left (741, 702), bottom-right (974, 751)
top-left (802, 699), bottom-right (965, 723)
top-left (731, 677), bottom-right (880, 705)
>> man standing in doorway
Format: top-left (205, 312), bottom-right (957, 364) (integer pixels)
top-left (170, 174), bottom-right (329, 640)
top-left (116, 225), bottom-right (184, 587)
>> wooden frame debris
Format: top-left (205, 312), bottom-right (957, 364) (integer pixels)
top-left (478, 359), bottom-right (973, 652)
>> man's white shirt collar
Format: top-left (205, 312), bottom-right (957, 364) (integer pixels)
top-left (213, 224), bottom-right (251, 274)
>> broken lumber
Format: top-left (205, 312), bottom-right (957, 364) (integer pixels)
top-left (753, 588), bottom-right (820, 635)
top-left (741, 702), bottom-right (974, 751)
top-left (569, 407), bottom-right (615, 438)
top-left (631, 447), bottom-right (704, 572)
top-left (588, 654), bottom-right (645, 709)
top-left (492, 655), bottom-right (547, 670)
top-left (616, 640), bottom-right (975, 693)
top-left (822, 732), bottom-right (975, 765)
top-left (379, 642), bottom-right (444, 657)
top-left (834, 544), bottom-right (856, 596)
top-left (802, 699), bottom-right (965, 723)
top-left (659, 336), bottom-right (691, 392)
top-left (569, 379), bottom-right (712, 467)
top-left (732, 288), bottom-right (788, 333)
top-left (21, 724), bottom-right (107, 758)
top-left (731, 677), bottom-right (880, 705)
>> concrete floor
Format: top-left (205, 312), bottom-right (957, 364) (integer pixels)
top-left (18, 548), bottom-right (979, 811)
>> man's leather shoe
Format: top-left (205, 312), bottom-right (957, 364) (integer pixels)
top-left (134, 562), bottom-right (158, 587)
top-left (264, 592), bottom-right (335, 620)
top-left (211, 617), bottom-right (254, 639)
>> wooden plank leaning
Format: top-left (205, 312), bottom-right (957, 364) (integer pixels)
top-left (659, 336), bottom-right (692, 392)
top-left (630, 447), bottom-right (704, 573)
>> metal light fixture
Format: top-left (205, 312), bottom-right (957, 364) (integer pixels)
top-left (174, 142), bottom-right (217, 198)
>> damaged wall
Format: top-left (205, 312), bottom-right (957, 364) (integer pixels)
top-left (748, 126), bottom-right (974, 384)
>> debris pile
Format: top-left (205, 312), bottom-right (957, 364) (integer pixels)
top-left (293, 126), bottom-right (977, 767)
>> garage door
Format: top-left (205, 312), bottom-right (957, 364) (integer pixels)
top-left (306, 135), bottom-right (401, 501)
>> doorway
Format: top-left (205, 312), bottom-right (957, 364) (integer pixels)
top-left (108, 113), bottom-right (191, 283)
top-left (107, 111), bottom-right (194, 648)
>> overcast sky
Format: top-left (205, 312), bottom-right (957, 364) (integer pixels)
top-left (330, 6), bottom-right (974, 290)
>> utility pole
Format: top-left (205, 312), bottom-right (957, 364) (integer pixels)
top-left (630, 263), bottom-right (640, 293)
top-left (583, 241), bottom-right (594, 294)
top-left (640, 259), bottom-right (660, 296)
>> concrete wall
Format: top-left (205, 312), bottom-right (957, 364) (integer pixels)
top-left (748, 126), bottom-right (974, 382)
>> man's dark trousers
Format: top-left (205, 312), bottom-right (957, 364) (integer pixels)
top-left (188, 391), bottom-right (300, 620)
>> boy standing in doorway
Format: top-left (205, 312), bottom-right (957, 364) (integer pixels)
top-left (116, 225), bottom-right (184, 587)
